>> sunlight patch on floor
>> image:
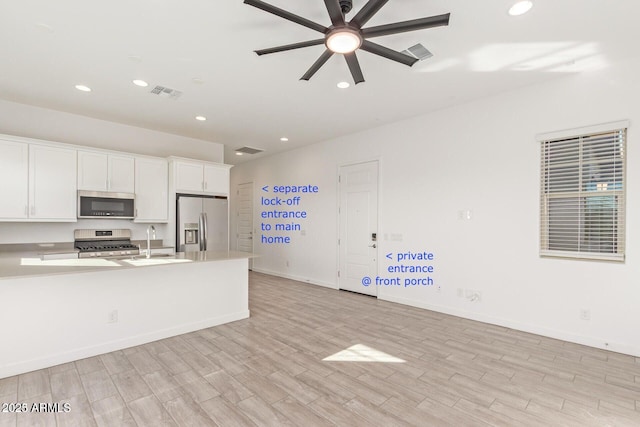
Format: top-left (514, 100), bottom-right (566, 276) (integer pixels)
top-left (322, 344), bottom-right (406, 363)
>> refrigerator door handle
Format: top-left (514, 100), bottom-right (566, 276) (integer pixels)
top-left (198, 213), bottom-right (205, 251)
top-left (202, 212), bottom-right (209, 251)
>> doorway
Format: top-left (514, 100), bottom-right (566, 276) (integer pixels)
top-left (236, 182), bottom-right (254, 269)
top-left (338, 161), bottom-right (379, 297)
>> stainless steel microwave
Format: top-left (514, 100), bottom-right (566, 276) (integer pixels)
top-left (77, 191), bottom-right (135, 219)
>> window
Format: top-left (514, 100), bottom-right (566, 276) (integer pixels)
top-left (539, 122), bottom-right (627, 261)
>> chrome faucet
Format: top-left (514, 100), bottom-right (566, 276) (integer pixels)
top-left (146, 225), bottom-right (156, 258)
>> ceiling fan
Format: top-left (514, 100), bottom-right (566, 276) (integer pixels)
top-left (244, 0), bottom-right (450, 84)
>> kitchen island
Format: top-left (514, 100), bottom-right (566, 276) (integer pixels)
top-left (0, 251), bottom-right (254, 379)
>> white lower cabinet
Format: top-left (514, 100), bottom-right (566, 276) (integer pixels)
top-left (0, 139), bottom-right (77, 221)
top-left (134, 157), bottom-right (168, 222)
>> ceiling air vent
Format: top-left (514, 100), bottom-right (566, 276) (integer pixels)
top-left (150, 85), bottom-right (182, 100)
top-left (402, 43), bottom-right (433, 61)
top-left (235, 146), bottom-right (264, 155)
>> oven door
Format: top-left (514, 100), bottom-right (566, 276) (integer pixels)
top-left (77, 191), bottom-right (135, 219)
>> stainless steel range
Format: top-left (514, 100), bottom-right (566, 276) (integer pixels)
top-left (74, 229), bottom-right (140, 258)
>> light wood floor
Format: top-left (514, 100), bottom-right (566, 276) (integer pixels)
top-left (1, 271), bottom-right (639, 426)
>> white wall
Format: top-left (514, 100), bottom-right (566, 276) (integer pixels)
top-left (0, 98), bottom-right (224, 244)
top-left (231, 57), bottom-right (640, 356)
top-left (0, 99), bottom-right (224, 162)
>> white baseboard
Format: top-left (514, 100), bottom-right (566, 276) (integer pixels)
top-left (380, 294), bottom-right (639, 357)
top-left (251, 267), bottom-right (337, 290)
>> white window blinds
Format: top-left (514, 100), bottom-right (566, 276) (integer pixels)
top-left (539, 125), bottom-right (626, 261)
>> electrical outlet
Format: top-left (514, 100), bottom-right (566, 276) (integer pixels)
top-left (580, 309), bottom-right (591, 321)
top-left (108, 310), bottom-right (118, 323)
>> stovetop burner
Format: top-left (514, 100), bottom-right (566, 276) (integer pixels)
top-left (75, 241), bottom-right (138, 251)
top-left (74, 229), bottom-right (140, 258)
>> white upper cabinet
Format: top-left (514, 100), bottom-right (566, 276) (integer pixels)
top-left (174, 159), bottom-right (231, 195)
top-left (108, 155), bottom-right (135, 193)
top-left (0, 139), bottom-right (77, 221)
top-left (29, 145), bottom-right (77, 221)
top-left (175, 160), bottom-right (205, 193)
top-left (78, 151), bottom-right (135, 193)
top-left (203, 163), bottom-right (230, 195)
top-left (0, 139), bottom-right (29, 219)
top-left (134, 157), bottom-right (168, 223)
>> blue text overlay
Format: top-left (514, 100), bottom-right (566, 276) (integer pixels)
top-left (260, 185), bottom-right (318, 244)
top-left (362, 250), bottom-right (436, 289)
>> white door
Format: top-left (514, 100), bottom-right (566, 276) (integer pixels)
top-left (236, 182), bottom-right (254, 268)
top-left (339, 161), bottom-right (378, 296)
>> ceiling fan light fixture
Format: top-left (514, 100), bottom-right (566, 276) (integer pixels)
top-left (326, 28), bottom-right (362, 54)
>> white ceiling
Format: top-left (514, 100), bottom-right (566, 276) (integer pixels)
top-left (1, 1), bottom-right (639, 164)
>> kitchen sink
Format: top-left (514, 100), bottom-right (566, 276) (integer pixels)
top-left (138, 247), bottom-right (175, 258)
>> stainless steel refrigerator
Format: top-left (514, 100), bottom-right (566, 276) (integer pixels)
top-left (176, 194), bottom-right (229, 252)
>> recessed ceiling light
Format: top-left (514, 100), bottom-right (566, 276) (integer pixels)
top-left (195, 115), bottom-right (207, 121)
top-left (132, 79), bottom-right (148, 87)
top-left (236, 152), bottom-right (244, 156)
top-left (337, 81), bottom-right (350, 89)
top-left (509, 1), bottom-right (533, 16)
top-left (75, 85), bottom-right (91, 92)
top-left (280, 137), bottom-right (289, 142)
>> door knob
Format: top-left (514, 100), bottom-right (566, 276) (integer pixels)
top-left (368, 244), bottom-right (377, 248)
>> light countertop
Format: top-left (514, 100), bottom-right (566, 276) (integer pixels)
top-left (0, 250), bottom-right (256, 280)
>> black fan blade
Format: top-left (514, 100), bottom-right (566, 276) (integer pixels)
top-left (255, 39), bottom-right (325, 56)
top-left (244, 0), bottom-right (327, 33)
top-left (362, 13), bottom-right (450, 38)
top-left (360, 40), bottom-right (418, 67)
top-left (324, 0), bottom-right (345, 26)
top-left (350, 0), bottom-right (389, 29)
top-left (301, 49), bottom-right (334, 81)
top-left (344, 52), bottom-right (365, 84)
